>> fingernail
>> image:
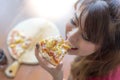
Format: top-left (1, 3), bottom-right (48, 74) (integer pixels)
top-left (36, 43), bottom-right (39, 49)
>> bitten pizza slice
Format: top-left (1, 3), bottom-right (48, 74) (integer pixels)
top-left (39, 36), bottom-right (71, 66)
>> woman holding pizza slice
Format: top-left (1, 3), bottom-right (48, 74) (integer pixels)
top-left (35, 0), bottom-right (120, 80)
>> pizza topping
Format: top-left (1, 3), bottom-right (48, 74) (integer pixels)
top-left (39, 36), bottom-right (71, 66)
top-left (8, 30), bottom-right (32, 58)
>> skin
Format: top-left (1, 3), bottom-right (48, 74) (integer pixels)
top-left (66, 2), bottom-right (98, 56)
top-left (66, 17), bottom-right (97, 56)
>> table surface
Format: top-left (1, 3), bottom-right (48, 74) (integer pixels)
top-left (0, 0), bottom-right (76, 80)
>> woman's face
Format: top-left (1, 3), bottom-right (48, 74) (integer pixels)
top-left (66, 2), bottom-right (98, 56)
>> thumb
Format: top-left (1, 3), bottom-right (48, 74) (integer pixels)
top-left (56, 62), bottom-right (63, 70)
top-left (35, 43), bottom-right (40, 54)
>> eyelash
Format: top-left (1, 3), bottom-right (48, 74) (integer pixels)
top-left (81, 34), bottom-right (89, 41)
top-left (70, 19), bottom-right (77, 26)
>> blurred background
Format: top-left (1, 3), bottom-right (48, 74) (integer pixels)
top-left (0, 0), bottom-right (77, 38)
top-left (0, 0), bottom-right (77, 80)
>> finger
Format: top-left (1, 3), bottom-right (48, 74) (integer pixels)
top-left (36, 43), bottom-right (39, 49)
top-left (35, 45), bottom-right (46, 64)
top-left (35, 43), bottom-right (50, 65)
top-left (35, 48), bottom-right (39, 55)
top-left (56, 62), bottom-right (63, 70)
top-left (35, 46), bottom-right (52, 72)
top-left (35, 43), bottom-right (40, 54)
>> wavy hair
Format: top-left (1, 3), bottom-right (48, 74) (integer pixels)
top-left (71, 0), bottom-right (120, 80)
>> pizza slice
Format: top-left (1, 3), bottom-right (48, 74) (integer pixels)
top-left (8, 30), bottom-right (32, 58)
top-left (39, 36), bottom-right (71, 66)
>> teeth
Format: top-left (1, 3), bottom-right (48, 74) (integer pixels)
top-left (72, 47), bottom-right (77, 48)
top-left (65, 40), bottom-right (77, 49)
top-left (69, 44), bottom-right (77, 48)
top-left (69, 44), bottom-right (76, 48)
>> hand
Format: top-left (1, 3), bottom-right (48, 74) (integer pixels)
top-left (35, 44), bottom-right (63, 80)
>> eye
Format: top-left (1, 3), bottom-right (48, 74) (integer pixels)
top-left (81, 33), bottom-right (89, 41)
top-left (70, 13), bottom-right (79, 27)
top-left (70, 19), bottom-right (77, 26)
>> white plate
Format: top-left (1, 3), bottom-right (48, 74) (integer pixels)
top-left (7, 18), bottom-right (60, 64)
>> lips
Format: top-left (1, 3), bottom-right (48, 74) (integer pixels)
top-left (69, 44), bottom-right (78, 50)
top-left (65, 39), bottom-right (78, 50)
top-left (71, 47), bottom-right (78, 50)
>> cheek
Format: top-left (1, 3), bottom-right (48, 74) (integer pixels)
top-left (65, 23), bottom-right (73, 39)
top-left (79, 42), bottom-right (96, 55)
top-left (66, 23), bottom-right (72, 33)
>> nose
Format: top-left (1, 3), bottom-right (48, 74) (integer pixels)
top-left (65, 23), bottom-right (72, 39)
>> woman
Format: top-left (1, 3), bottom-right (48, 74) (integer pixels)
top-left (35, 0), bottom-right (120, 80)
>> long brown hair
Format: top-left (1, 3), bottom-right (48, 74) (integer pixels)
top-left (71, 0), bottom-right (120, 80)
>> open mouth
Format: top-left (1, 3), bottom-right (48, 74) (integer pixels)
top-left (65, 39), bottom-right (78, 50)
top-left (69, 44), bottom-right (78, 50)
